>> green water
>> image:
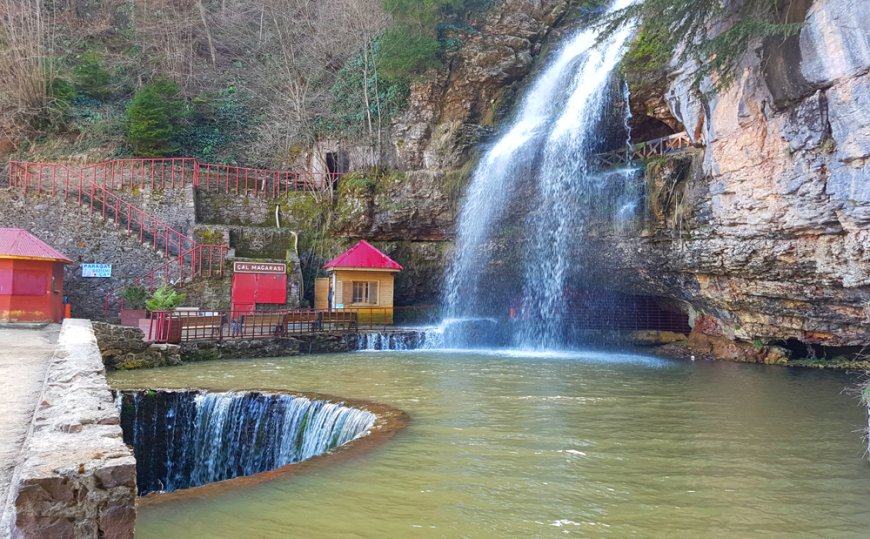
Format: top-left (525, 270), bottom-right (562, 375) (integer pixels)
top-left (109, 349), bottom-right (870, 538)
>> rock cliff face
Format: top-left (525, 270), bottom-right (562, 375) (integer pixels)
top-left (333, 0), bottom-right (579, 305)
top-left (357, 0), bottom-right (870, 348)
top-left (340, 0), bottom-right (578, 244)
top-left (603, 0), bottom-right (870, 346)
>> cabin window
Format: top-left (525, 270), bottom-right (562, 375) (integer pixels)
top-left (352, 281), bottom-right (378, 304)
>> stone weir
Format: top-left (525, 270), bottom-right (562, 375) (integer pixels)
top-left (2, 319), bottom-right (136, 539)
top-left (119, 389), bottom-right (378, 495)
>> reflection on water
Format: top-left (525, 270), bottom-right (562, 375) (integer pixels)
top-left (110, 350), bottom-right (870, 538)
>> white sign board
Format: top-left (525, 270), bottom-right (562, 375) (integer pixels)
top-left (82, 263), bottom-right (112, 278)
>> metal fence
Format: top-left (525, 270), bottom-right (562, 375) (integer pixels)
top-left (591, 132), bottom-right (694, 168)
top-left (145, 306), bottom-right (438, 343)
top-left (7, 160), bottom-right (230, 314)
top-left (8, 158), bottom-right (336, 196)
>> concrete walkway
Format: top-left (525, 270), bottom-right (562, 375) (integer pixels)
top-left (0, 325), bottom-right (59, 537)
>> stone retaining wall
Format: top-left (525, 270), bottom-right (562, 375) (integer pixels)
top-left (0, 190), bottom-right (170, 322)
top-left (91, 321), bottom-right (350, 369)
top-left (93, 322), bottom-right (181, 370)
top-left (180, 333), bottom-right (349, 362)
top-left (8, 319), bottom-right (136, 538)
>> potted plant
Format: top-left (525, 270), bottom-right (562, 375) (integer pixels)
top-left (120, 284), bottom-right (148, 327)
top-left (146, 285), bottom-right (187, 343)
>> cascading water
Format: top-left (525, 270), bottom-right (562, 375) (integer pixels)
top-left (120, 390), bottom-right (376, 494)
top-left (440, 0), bottom-right (640, 350)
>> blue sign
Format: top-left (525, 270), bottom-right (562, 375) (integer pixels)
top-left (82, 263), bottom-right (112, 278)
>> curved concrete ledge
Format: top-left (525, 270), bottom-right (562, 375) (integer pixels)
top-left (5, 319), bottom-right (136, 538)
top-left (129, 388), bottom-right (409, 506)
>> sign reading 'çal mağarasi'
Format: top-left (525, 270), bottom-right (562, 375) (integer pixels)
top-left (81, 263), bottom-right (112, 278)
top-left (233, 262), bottom-right (286, 274)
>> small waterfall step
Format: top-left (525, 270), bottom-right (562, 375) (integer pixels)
top-left (354, 318), bottom-right (508, 351)
top-left (119, 389), bottom-right (377, 495)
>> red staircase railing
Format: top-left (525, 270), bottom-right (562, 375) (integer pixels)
top-left (6, 156), bottom-right (339, 318)
top-left (105, 244), bottom-right (228, 313)
top-left (9, 161), bottom-right (201, 256)
top-left (7, 160), bottom-right (229, 316)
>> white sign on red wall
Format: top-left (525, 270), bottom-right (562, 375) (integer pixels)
top-left (233, 262), bottom-right (286, 274)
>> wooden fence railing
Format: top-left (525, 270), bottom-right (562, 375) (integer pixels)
top-left (591, 132), bottom-right (694, 168)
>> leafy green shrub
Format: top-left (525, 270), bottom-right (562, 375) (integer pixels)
top-left (74, 51), bottom-right (111, 99)
top-left (48, 78), bottom-right (76, 112)
top-left (145, 285), bottom-right (186, 311)
top-left (122, 284), bottom-right (148, 310)
top-left (125, 80), bottom-right (186, 156)
top-left (378, 27), bottom-right (442, 82)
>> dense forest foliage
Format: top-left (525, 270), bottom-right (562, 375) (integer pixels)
top-left (0, 0), bottom-right (801, 166)
top-left (0, 0), bottom-right (492, 165)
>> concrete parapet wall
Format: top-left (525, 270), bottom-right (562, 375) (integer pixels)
top-left (10, 319), bottom-right (136, 538)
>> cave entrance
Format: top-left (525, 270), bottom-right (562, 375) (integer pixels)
top-left (325, 152), bottom-right (343, 190)
top-left (560, 288), bottom-right (691, 334)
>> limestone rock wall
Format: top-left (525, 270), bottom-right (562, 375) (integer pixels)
top-left (9, 319), bottom-right (136, 538)
top-left (607, 0), bottom-right (870, 346)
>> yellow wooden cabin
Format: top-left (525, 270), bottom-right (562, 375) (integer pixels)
top-left (315, 241), bottom-right (403, 325)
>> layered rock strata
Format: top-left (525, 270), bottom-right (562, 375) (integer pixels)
top-left (590, 0), bottom-right (870, 348)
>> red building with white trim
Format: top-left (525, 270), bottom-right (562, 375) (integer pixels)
top-left (0, 229), bottom-right (71, 323)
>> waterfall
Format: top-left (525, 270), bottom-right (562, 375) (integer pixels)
top-left (354, 318), bottom-right (504, 351)
top-left (442, 0), bottom-right (639, 350)
top-left (356, 330), bottom-right (444, 351)
top-left (120, 390), bottom-right (376, 494)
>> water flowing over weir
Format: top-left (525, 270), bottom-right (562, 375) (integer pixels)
top-left (119, 390), bottom-right (376, 494)
top-left (441, 0), bottom-right (641, 350)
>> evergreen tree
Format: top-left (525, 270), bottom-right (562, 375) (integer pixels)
top-left (126, 80), bottom-right (185, 157)
top-left (73, 51), bottom-right (111, 99)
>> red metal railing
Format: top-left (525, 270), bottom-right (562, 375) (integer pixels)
top-left (561, 309), bottom-right (691, 334)
top-left (96, 158), bottom-right (198, 190)
top-left (9, 160), bottom-right (201, 256)
top-left (7, 158), bottom-right (334, 197)
top-left (143, 302), bottom-right (689, 344)
top-left (105, 244), bottom-right (229, 313)
top-left (146, 306), bottom-right (436, 343)
top-left (197, 162), bottom-right (336, 196)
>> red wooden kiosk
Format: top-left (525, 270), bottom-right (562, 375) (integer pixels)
top-left (0, 228), bottom-right (71, 323)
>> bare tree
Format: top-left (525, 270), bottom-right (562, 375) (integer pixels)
top-left (334, 0), bottom-right (390, 162)
top-left (0, 0), bottom-right (57, 138)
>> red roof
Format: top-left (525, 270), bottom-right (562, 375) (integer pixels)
top-left (324, 240), bottom-right (402, 271)
top-left (0, 228), bottom-right (71, 263)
